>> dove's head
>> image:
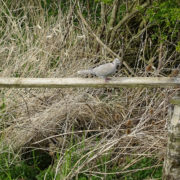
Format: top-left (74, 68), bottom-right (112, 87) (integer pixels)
top-left (113, 58), bottom-right (122, 66)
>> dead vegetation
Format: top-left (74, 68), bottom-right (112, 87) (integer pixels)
top-left (0, 0), bottom-right (179, 179)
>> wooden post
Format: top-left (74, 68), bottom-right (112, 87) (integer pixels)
top-left (163, 83), bottom-right (180, 179)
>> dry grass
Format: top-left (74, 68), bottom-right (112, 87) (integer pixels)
top-left (0, 0), bottom-right (178, 179)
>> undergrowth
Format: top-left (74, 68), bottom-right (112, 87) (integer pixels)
top-left (0, 138), bottom-right (163, 180)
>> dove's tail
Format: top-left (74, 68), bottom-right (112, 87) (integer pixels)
top-left (77, 69), bottom-right (93, 75)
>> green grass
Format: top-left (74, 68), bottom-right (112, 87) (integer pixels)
top-left (0, 127), bottom-right (162, 180)
top-left (120, 157), bottom-right (162, 180)
top-left (0, 150), bottom-right (52, 180)
top-left (0, 141), bottom-right (163, 180)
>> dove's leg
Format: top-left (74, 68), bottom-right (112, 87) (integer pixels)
top-left (99, 76), bottom-right (111, 82)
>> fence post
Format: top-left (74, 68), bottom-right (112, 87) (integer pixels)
top-left (163, 86), bottom-right (180, 179)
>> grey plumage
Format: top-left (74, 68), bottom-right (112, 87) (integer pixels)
top-left (77, 58), bottom-right (122, 79)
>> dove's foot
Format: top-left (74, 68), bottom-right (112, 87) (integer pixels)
top-left (105, 77), bottom-right (111, 82)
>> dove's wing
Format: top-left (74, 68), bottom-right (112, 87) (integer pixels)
top-left (92, 63), bottom-right (116, 77)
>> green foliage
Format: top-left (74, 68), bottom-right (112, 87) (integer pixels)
top-left (41, 0), bottom-right (59, 17)
top-left (121, 157), bottom-right (162, 180)
top-left (176, 41), bottom-right (180, 52)
top-left (95, 0), bottom-right (114, 4)
top-left (146, 0), bottom-right (180, 52)
top-left (0, 152), bottom-right (38, 180)
top-left (146, 1), bottom-right (180, 38)
top-left (36, 166), bottom-right (56, 180)
top-left (0, 140), bottom-right (163, 180)
top-left (0, 94), bottom-right (6, 131)
top-left (0, 150), bottom-right (52, 180)
top-left (0, 97), bottom-right (5, 112)
top-left (115, 4), bottom-right (126, 21)
top-left (147, 1), bottom-right (180, 25)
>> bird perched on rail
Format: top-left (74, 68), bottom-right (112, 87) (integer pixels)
top-left (77, 58), bottom-right (122, 81)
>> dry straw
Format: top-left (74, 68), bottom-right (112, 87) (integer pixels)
top-left (0, 0), bottom-right (178, 179)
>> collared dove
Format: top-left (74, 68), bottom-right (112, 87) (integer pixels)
top-left (77, 58), bottom-right (122, 80)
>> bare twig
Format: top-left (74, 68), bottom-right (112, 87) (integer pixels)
top-left (108, 0), bottom-right (119, 31)
top-left (109, 2), bottom-right (150, 43)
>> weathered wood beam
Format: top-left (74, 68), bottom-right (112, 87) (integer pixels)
top-left (163, 88), bottom-right (180, 179)
top-left (0, 77), bottom-right (179, 88)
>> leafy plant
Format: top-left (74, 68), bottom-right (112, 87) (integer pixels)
top-left (146, 1), bottom-right (180, 42)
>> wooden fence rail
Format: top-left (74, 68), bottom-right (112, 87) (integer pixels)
top-left (0, 77), bottom-right (179, 88)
